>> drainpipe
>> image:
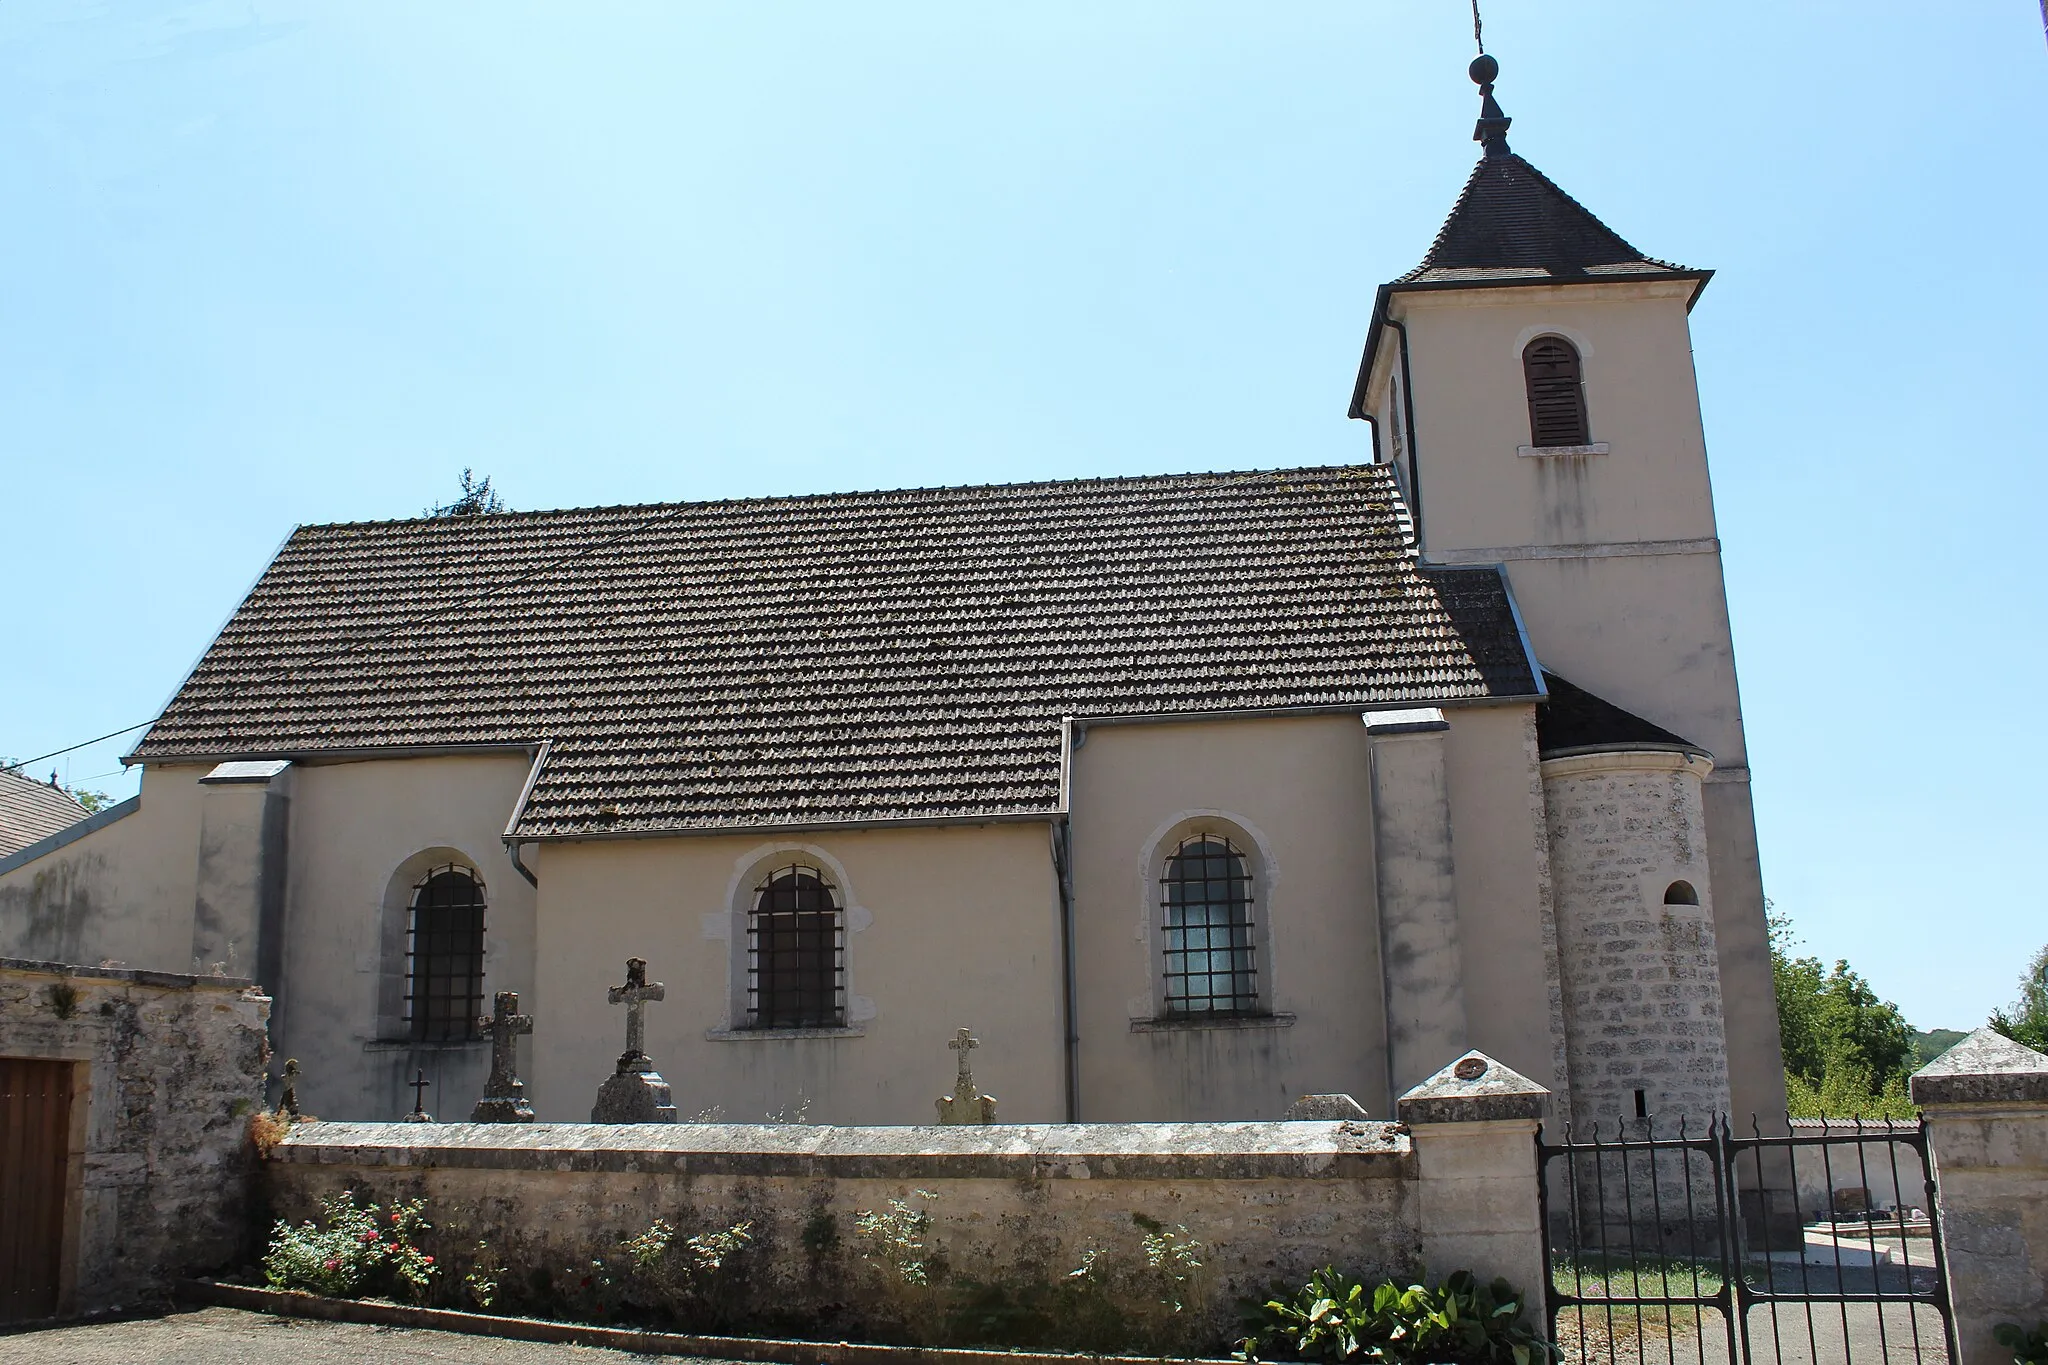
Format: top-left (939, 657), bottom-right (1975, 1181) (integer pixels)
top-left (506, 840), bottom-right (538, 888)
top-left (1051, 814), bottom-right (1080, 1123)
top-left (1359, 411), bottom-right (1383, 466)
top-left (1385, 316), bottom-right (1425, 548)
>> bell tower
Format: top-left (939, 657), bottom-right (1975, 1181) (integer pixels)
top-left (1352, 57), bottom-right (1787, 1128)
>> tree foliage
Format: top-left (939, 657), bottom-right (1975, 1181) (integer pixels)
top-left (1769, 908), bottom-right (1916, 1119)
top-left (1989, 943), bottom-right (2048, 1053)
top-left (425, 468), bottom-right (508, 518)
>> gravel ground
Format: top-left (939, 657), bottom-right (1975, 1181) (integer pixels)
top-left (0, 1307), bottom-right (722, 1365)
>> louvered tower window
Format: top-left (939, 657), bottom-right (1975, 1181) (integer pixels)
top-left (1160, 835), bottom-right (1259, 1015)
top-left (405, 865), bottom-right (487, 1041)
top-left (1522, 336), bottom-right (1590, 447)
top-left (748, 864), bottom-right (846, 1028)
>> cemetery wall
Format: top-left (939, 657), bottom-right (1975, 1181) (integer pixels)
top-left (265, 1118), bottom-right (1426, 1344)
top-left (0, 957), bottom-right (271, 1316)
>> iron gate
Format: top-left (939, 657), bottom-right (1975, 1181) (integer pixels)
top-left (1537, 1116), bottom-right (1955, 1365)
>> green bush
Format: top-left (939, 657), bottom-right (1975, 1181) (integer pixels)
top-left (1239, 1268), bottom-right (1554, 1365)
top-left (262, 1190), bottom-right (438, 1303)
top-left (1994, 1321), bottom-right (2048, 1365)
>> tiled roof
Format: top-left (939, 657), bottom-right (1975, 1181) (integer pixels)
top-left (133, 465), bottom-right (1539, 838)
top-left (1397, 152), bottom-right (1693, 287)
top-left (1536, 673), bottom-right (1699, 758)
top-left (0, 769), bottom-right (88, 857)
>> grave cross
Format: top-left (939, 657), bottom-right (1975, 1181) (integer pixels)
top-left (936, 1026), bottom-right (996, 1125)
top-left (607, 957), bottom-right (666, 1070)
top-left (406, 1069), bottom-right (433, 1121)
top-left (950, 1027), bottom-right (979, 1089)
top-left (471, 990), bottom-right (536, 1123)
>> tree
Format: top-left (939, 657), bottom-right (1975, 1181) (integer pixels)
top-left (1770, 907), bottom-right (1917, 1119)
top-left (1989, 943), bottom-right (2048, 1052)
top-left (425, 468), bottom-right (508, 518)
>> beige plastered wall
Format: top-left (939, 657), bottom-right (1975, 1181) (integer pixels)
top-left (273, 752), bottom-right (539, 1122)
top-left (527, 821), bottom-right (1065, 1126)
top-left (1066, 708), bottom-right (1557, 1122)
top-left (1364, 279), bottom-right (1787, 1127)
top-left (0, 764), bottom-right (209, 970)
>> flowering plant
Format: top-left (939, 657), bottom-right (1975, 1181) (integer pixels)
top-left (262, 1190), bottom-right (438, 1303)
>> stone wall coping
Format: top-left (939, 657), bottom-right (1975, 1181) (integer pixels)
top-left (1395, 1050), bottom-right (1549, 1125)
top-left (1538, 750), bottom-right (1713, 781)
top-left (0, 956), bottom-right (261, 993)
top-left (1909, 1026), bottom-right (2048, 1107)
top-left (272, 1118), bottom-right (1413, 1180)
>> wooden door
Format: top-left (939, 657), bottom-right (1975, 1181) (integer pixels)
top-left (0, 1058), bottom-right (74, 1323)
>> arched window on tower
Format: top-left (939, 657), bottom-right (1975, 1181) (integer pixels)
top-left (748, 863), bottom-right (846, 1028)
top-left (1522, 335), bottom-right (1590, 448)
top-left (1663, 880), bottom-right (1700, 907)
top-left (1160, 835), bottom-right (1259, 1016)
top-left (406, 865), bottom-right (487, 1041)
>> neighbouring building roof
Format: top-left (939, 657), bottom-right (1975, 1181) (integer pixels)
top-left (133, 465), bottom-right (1540, 838)
top-left (1536, 672), bottom-right (1700, 759)
top-left (0, 769), bottom-right (89, 857)
top-left (1396, 151), bottom-right (1697, 289)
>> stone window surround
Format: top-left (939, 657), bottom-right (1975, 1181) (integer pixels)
top-left (372, 846), bottom-right (493, 1046)
top-left (1130, 809), bottom-right (1283, 1028)
top-left (1510, 322), bottom-right (1603, 459)
top-left (707, 841), bottom-right (877, 1040)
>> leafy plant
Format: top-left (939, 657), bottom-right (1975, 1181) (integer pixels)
top-left (1995, 1321), bottom-right (2048, 1365)
top-left (1239, 1268), bottom-right (1553, 1365)
top-left (1141, 1223), bottom-right (1205, 1314)
top-left (855, 1190), bottom-right (938, 1286)
top-left (463, 1241), bottom-right (504, 1310)
top-left (262, 1191), bottom-right (438, 1303)
top-left (1990, 945), bottom-right (2048, 1052)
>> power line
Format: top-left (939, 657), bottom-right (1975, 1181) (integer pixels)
top-left (3, 498), bottom-right (700, 777)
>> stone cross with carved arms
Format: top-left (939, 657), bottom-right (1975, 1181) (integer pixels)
top-left (935, 1026), bottom-right (997, 1124)
top-left (471, 990), bottom-right (535, 1123)
top-left (607, 957), bottom-right (666, 1071)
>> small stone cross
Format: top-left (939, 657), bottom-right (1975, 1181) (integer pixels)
top-left (471, 990), bottom-right (536, 1123)
top-left (936, 1026), bottom-right (997, 1125)
top-left (404, 1068), bottom-right (434, 1123)
top-left (607, 957), bottom-right (666, 1072)
top-left (280, 1058), bottom-right (302, 1117)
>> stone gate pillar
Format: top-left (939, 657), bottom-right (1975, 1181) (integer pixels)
top-left (1398, 1049), bottom-right (1549, 1301)
top-left (1911, 1028), bottom-right (2048, 1365)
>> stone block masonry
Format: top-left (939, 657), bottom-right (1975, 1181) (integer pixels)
top-left (266, 1119), bottom-right (1421, 1346)
top-left (263, 1050), bottom-right (1553, 1349)
top-left (1541, 752), bottom-right (1731, 1129)
top-left (0, 956), bottom-right (271, 1317)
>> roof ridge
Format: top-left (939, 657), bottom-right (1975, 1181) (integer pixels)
top-left (294, 464), bottom-right (1387, 535)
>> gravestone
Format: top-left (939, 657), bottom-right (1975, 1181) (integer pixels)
top-left (471, 991), bottom-right (535, 1123)
top-left (1285, 1093), bottom-right (1368, 1120)
top-left (935, 1027), bottom-right (997, 1124)
top-left (402, 1068), bottom-right (434, 1123)
top-left (592, 957), bottom-right (678, 1123)
top-left (278, 1058), bottom-right (302, 1117)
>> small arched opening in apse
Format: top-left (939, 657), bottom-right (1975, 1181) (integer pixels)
top-left (1663, 880), bottom-right (1700, 907)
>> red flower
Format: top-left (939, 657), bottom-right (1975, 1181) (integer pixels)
top-left (391, 1213), bottom-right (402, 1224)
top-left (422, 1256), bottom-right (434, 1265)
top-left (323, 1259), bottom-right (340, 1271)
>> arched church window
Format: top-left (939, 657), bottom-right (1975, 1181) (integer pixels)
top-left (748, 863), bottom-right (846, 1028)
top-left (1522, 335), bottom-right (1590, 447)
top-left (1160, 835), bottom-right (1259, 1015)
top-left (405, 865), bottom-right (487, 1041)
top-left (1663, 880), bottom-right (1700, 907)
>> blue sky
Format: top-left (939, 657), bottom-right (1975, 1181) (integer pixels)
top-left (3, 3), bottom-right (2042, 1034)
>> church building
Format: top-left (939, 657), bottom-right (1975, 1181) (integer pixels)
top-left (0, 59), bottom-right (1784, 1132)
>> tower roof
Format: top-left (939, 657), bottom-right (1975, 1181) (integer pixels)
top-left (1347, 56), bottom-right (1710, 419)
top-left (1397, 151), bottom-right (1694, 287)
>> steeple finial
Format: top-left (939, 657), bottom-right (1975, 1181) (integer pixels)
top-left (1470, 54), bottom-right (1512, 157)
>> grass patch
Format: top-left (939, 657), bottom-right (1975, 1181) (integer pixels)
top-left (1552, 1255), bottom-right (1728, 1360)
